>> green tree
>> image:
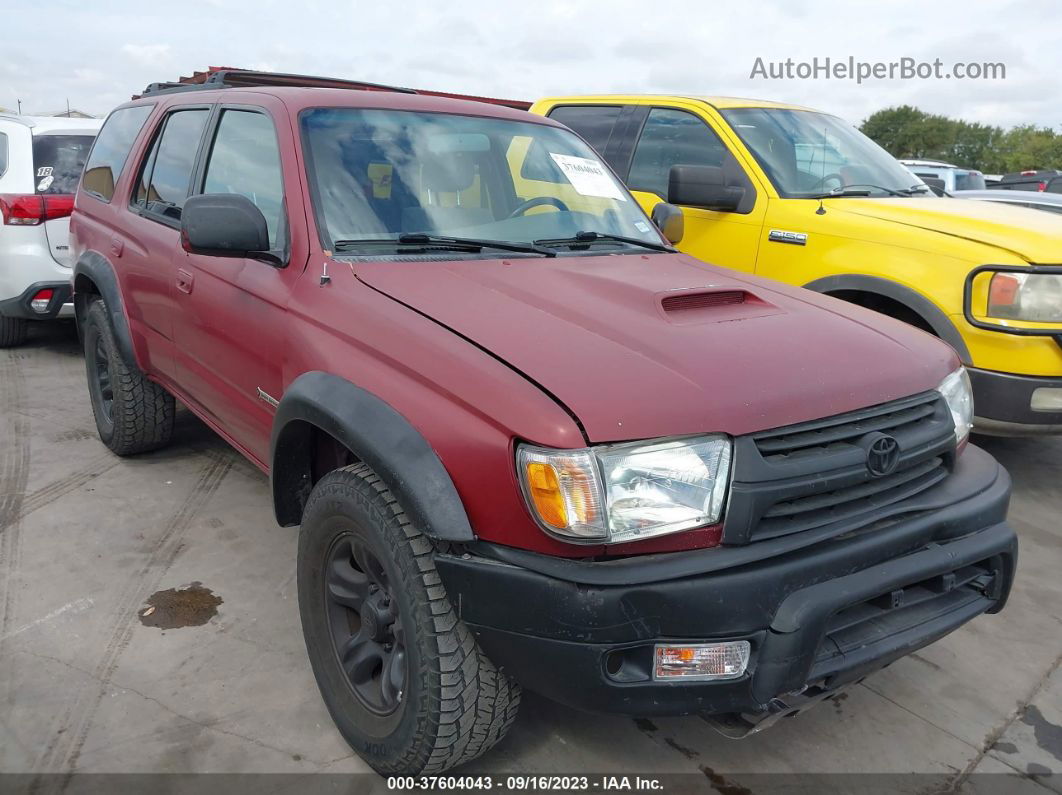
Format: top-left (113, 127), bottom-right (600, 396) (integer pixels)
top-left (860, 106), bottom-right (1062, 173)
top-left (1000, 125), bottom-right (1062, 172)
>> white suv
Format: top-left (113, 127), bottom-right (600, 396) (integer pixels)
top-left (0, 114), bottom-right (101, 346)
top-left (898, 158), bottom-right (987, 193)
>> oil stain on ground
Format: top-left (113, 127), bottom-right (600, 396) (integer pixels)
top-left (1022, 704), bottom-right (1062, 764)
top-left (139, 582), bottom-right (222, 629)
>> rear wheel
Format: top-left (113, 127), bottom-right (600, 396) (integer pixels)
top-left (298, 463), bottom-right (520, 775)
top-left (0, 314), bottom-right (28, 348)
top-left (83, 298), bottom-right (175, 455)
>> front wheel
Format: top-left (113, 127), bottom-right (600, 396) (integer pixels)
top-left (297, 463), bottom-right (520, 775)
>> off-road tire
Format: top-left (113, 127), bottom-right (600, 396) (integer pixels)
top-left (83, 298), bottom-right (175, 455)
top-left (298, 463), bottom-right (521, 775)
top-left (0, 314), bottom-right (28, 348)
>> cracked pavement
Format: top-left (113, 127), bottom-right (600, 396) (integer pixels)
top-left (1, 323), bottom-right (1060, 792)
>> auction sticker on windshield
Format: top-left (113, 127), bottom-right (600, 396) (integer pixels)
top-left (549, 153), bottom-right (627, 201)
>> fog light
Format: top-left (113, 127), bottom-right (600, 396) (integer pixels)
top-left (29, 289), bottom-right (54, 314)
top-left (653, 641), bottom-right (750, 681)
top-left (1031, 387), bottom-right (1062, 412)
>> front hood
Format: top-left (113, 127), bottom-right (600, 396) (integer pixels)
top-left (353, 253), bottom-right (956, 443)
top-left (830, 197), bottom-right (1062, 262)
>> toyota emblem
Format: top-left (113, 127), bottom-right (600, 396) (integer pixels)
top-left (866, 435), bottom-right (900, 477)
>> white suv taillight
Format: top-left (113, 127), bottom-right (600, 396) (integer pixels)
top-left (29, 289), bottom-right (55, 314)
top-left (0, 194), bottom-right (75, 226)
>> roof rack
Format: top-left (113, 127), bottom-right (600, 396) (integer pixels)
top-left (137, 69), bottom-right (416, 98)
top-left (133, 68), bottom-right (532, 110)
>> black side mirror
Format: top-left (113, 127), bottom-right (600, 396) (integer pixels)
top-left (651, 202), bottom-right (684, 244)
top-left (181, 194), bottom-right (273, 260)
top-left (668, 165), bottom-right (743, 212)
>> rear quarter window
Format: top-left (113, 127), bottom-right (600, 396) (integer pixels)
top-left (0, 131), bottom-right (7, 179)
top-left (82, 105), bottom-right (154, 202)
top-left (33, 134), bottom-right (96, 194)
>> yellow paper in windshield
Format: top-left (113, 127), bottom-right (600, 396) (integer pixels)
top-left (368, 163), bottom-right (393, 199)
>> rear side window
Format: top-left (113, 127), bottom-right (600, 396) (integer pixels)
top-left (82, 105), bottom-right (153, 201)
top-left (0, 131), bottom-right (8, 179)
top-left (954, 172), bottom-right (986, 191)
top-left (522, 105), bottom-right (623, 182)
top-left (133, 109), bottom-right (209, 222)
top-left (33, 135), bottom-right (96, 194)
top-left (202, 110), bottom-right (285, 248)
top-left (547, 106), bottom-right (622, 156)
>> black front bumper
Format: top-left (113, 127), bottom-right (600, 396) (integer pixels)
top-left (0, 280), bottom-right (72, 320)
top-left (969, 367), bottom-right (1062, 433)
top-left (436, 446), bottom-right (1016, 718)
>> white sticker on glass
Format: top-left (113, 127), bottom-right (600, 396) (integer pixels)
top-left (37, 175), bottom-right (54, 192)
top-left (548, 154), bottom-right (626, 201)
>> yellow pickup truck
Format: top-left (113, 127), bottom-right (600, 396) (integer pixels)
top-left (529, 95), bottom-right (1062, 435)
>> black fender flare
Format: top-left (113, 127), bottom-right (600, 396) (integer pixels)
top-left (72, 250), bottom-right (137, 368)
top-left (270, 371), bottom-right (475, 542)
top-left (803, 274), bottom-right (971, 363)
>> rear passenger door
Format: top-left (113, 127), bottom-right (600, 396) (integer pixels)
top-left (171, 100), bottom-right (305, 466)
top-left (121, 105), bottom-right (212, 379)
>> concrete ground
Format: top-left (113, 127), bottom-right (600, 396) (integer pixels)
top-left (1, 322), bottom-right (1060, 793)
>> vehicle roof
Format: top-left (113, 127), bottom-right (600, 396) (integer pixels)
top-left (954, 189), bottom-right (1062, 205)
top-left (124, 86), bottom-right (560, 126)
top-left (0, 114), bottom-right (102, 134)
top-left (900, 159), bottom-right (961, 169)
top-left (538, 94), bottom-right (819, 112)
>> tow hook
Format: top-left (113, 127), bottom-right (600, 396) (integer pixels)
top-left (701, 683), bottom-right (848, 739)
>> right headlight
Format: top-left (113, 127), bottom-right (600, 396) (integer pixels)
top-left (936, 367), bottom-right (973, 447)
top-left (988, 272), bottom-right (1062, 322)
top-left (516, 435), bottom-right (732, 544)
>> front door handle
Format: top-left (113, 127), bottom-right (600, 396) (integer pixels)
top-left (176, 269), bottom-right (194, 294)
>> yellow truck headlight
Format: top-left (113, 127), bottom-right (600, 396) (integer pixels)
top-left (988, 272), bottom-right (1062, 323)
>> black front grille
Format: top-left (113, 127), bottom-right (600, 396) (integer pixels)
top-left (754, 398), bottom-right (938, 461)
top-left (758, 457), bottom-right (948, 539)
top-left (725, 391), bottom-right (957, 545)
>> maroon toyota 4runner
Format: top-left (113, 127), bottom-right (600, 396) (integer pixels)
top-left (70, 72), bottom-right (1017, 775)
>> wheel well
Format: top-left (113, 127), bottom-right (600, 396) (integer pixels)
top-left (826, 290), bottom-right (936, 336)
top-left (73, 272), bottom-right (101, 324)
top-left (272, 420), bottom-right (359, 526)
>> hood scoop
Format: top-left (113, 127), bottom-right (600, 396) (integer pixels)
top-left (662, 290), bottom-right (746, 312)
top-left (657, 288), bottom-right (781, 324)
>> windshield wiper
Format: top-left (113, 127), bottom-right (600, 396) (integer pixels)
top-left (333, 233), bottom-right (556, 257)
top-left (533, 231), bottom-right (674, 253)
top-left (809, 183), bottom-right (909, 198)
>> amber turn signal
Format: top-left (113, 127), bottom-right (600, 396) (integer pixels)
top-left (524, 461), bottom-right (568, 529)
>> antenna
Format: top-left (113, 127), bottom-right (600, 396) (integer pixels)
top-left (816, 126), bottom-right (828, 215)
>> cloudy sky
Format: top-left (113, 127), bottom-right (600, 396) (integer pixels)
top-left (3, 0), bottom-right (1060, 128)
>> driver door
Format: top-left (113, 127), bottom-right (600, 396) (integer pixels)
top-left (621, 105), bottom-right (766, 273)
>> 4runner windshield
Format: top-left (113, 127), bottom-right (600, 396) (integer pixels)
top-left (720, 107), bottom-right (933, 199)
top-left (301, 108), bottom-right (665, 256)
